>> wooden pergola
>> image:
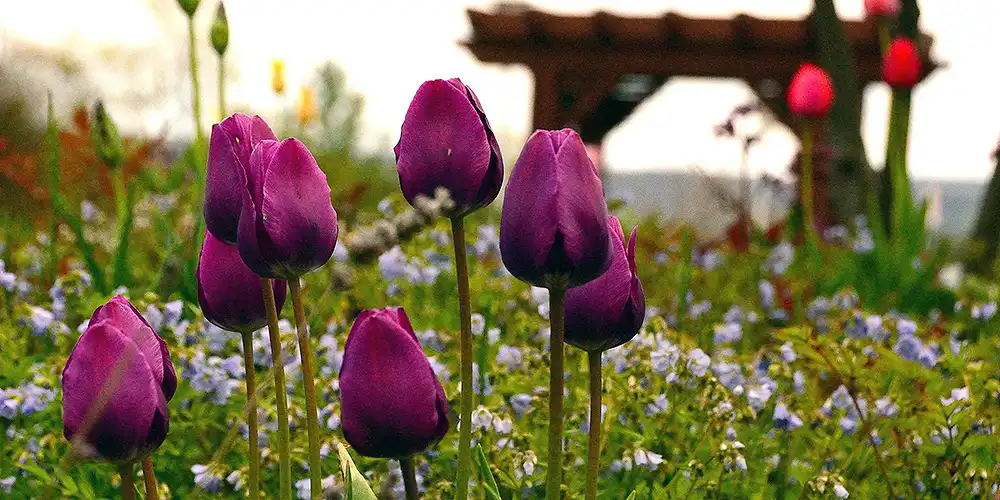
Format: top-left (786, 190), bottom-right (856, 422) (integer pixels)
top-left (464, 5), bottom-right (934, 151)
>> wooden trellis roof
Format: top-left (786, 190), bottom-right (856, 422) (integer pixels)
top-left (464, 6), bottom-right (936, 142)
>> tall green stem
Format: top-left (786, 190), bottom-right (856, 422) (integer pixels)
top-left (141, 457), bottom-right (158, 500)
top-left (289, 279), bottom-right (322, 499)
top-left (585, 350), bottom-right (602, 500)
top-left (111, 168), bottom-right (131, 288)
top-left (546, 287), bottom-right (566, 499)
top-left (799, 122), bottom-right (819, 255)
top-left (218, 58), bottom-right (226, 121)
top-left (118, 463), bottom-right (136, 500)
top-left (241, 330), bottom-right (261, 500)
top-left (451, 216), bottom-right (474, 500)
top-left (45, 92), bottom-right (60, 285)
top-left (886, 90), bottom-right (913, 241)
top-left (187, 15), bottom-right (203, 151)
top-left (400, 456), bottom-right (419, 500)
top-left (261, 278), bottom-right (291, 500)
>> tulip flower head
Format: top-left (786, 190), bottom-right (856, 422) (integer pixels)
top-left (236, 137), bottom-right (339, 279)
top-left (499, 129), bottom-right (611, 289)
top-left (62, 296), bottom-right (176, 462)
top-left (394, 78), bottom-right (503, 217)
top-left (882, 38), bottom-right (921, 89)
top-left (206, 113), bottom-right (339, 279)
top-left (197, 230), bottom-right (287, 333)
top-left (564, 216), bottom-right (645, 352)
top-left (864, 0), bottom-right (901, 18)
top-left (340, 307), bottom-right (449, 458)
top-left (787, 64), bottom-right (835, 119)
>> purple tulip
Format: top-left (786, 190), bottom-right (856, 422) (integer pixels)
top-left (340, 307), bottom-right (449, 458)
top-left (394, 78), bottom-right (503, 216)
top-left (565, 216), bottom-right (645, 352)
top-left (205, 113), bottom-right (277, 244)
top-left (62, 296), bottom-right (176, 462)
top-left (237, 137), bottom-right (339, 279)
top-left (499, 129), bottom-right (611, 288)
top-left (197, 230), bottom-right (287, 333)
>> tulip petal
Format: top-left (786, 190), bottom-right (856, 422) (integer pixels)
top-left (244, 138), bottom-right (338, 278)
top-left (198, 230), bottom-right (287, 333)
top-left (340, 308), bottom-right (448, 458)
top-left (564, 216), bottom-right (633, 351)
top-left (553, 131), bottom-right (610, 284)
top-left (90, 297), bottom-right (174, 400)
top-left (205, 124), bottom-right (247, 244)
top-left (396, 79), bottom-right (492, 212)
top-left (499, 131), bottom-right (559, 286)
top-left (62, 321), bottom-right (169, 462)
top-left (205, 115), bottom-right (278, 244)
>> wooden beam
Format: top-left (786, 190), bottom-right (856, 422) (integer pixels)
top-left (564, 73), bottom-right (621, 129)
top-left (466, 43), bottom-right (888, 83)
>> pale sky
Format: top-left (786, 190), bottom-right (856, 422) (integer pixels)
top-left (1, 0), bottom-right (998, 181)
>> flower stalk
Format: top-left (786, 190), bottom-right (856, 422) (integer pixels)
top-left (451, 215), bottom-right (474, 500)
top-left (118, 463), bottom-right (136, 500)
top-left (288, 279), bottom-right (323, 499)
top-left (546, 286), bottom-right (566, 499)
top-left (585, 350), bottom-right (602, 500)
top-left (241, 330), bottom-right (261, 500)
top-left (261, 278), bottom-right (291, 500)
top-left (141, 457), bottom-right (158, 500)
top-left (400, 457), bottom-right (419, 500)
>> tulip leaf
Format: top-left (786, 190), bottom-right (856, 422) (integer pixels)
top-left (337, 442), bottom-right (377, 500)
top-left (625, 491), bottom-right (637, 500)
top-left (473, 443), bottom-right (502, 500)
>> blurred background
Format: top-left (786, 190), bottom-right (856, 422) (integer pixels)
top-left (1, 0), bottom-right (998, 237)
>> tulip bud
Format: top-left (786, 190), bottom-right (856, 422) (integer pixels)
top-left (237, 138), bottom-right (338, 279)
top-left (197, 230), bottom-right (287, 333)
top-left (564, 217), bottom-right (645, 352)
top-left (62, 296), bottom-right (176, 462)
top-left (340, 307), bottom-right (449, 458)
top-left (864, 0), bottom-right (901, 18)
top-left (394, 78), bottom-right (503, 217)
top-left (205, 113), bottom-right (278, 244)
top-left (177, 0), bottom-right (199, 17)
top-left (499, 129), bottom-right (611, 289)
top-left (882, 38), bottom-right (921, 89)
top-left (786, 64), bottom-right (834, 118)
top-left (210, 3), bottom-right (229, 56)
top-left (91, 101), bottom-right (123, 169)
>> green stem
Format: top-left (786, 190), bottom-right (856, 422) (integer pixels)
top-left (289, 279), bottom-right (322, 499)
top-left (546, 287), bottom-right (566, 500)
top-left (877, 19), bottom-right (891, 54)
top-left (887, 90), bottom-right (912, 242)
top-left (261, 278), bottom-right (291, 500)
top-left (141, 456), bottom-right (158, 500)
top-left (111, 167), bottom-right (131, 288)
top-left (187, 15), bottom-right (203, 150)
top-left (400, 456), bottom-right (419, 500)
top-left (585, 350), bottom-right (602, 500)
top-left (799, 122), bottom-right (819, 256)
top-left (45, 92), bottom-right (60, 285)
top-left (451, 216), bottom-right (474, 500)
top-left (241, 330), bottom-right (261, 500)
top-left (119, 463), bottom-right (136, 500)
top-left (218, 57), bottom-right (226, 121)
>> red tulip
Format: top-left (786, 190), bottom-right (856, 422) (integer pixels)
top-left (882, 38), bottom-right (921, 89)
top-left (787, 64), bottom-right (834, 118)
top-left (864, 0), bottom-right (901, 18)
